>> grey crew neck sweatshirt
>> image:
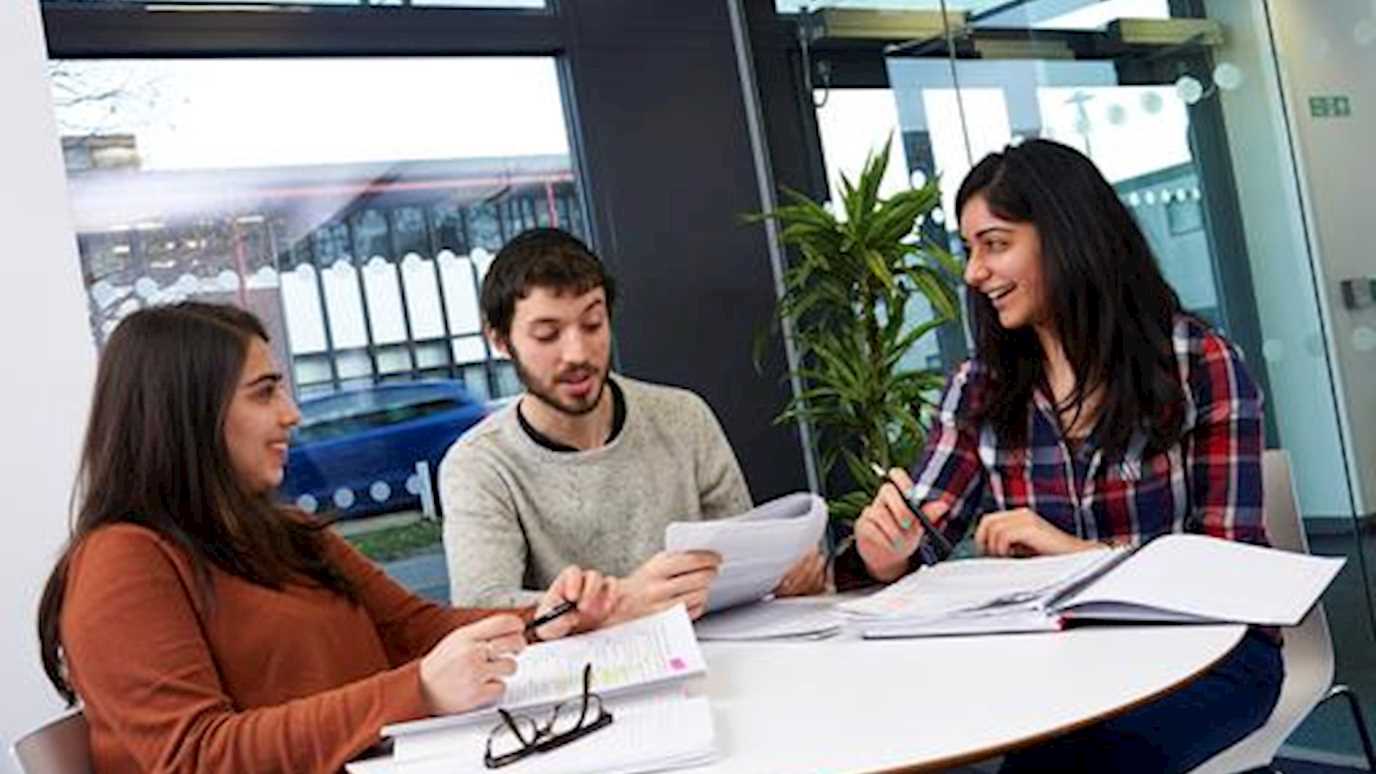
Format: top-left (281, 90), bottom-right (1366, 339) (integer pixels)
top-left (439, 376), bottom-right (752, 607)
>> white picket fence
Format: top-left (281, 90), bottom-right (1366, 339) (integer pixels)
top-left (87, 247), bottom-right (498, 367)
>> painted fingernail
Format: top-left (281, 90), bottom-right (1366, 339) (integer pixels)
top-left (901, 518), bottom-right (912, 530)
top-left (892, 537), bottom-right (904, 550)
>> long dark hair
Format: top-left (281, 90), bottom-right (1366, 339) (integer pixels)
top-left (38, 302), bottom-right (356, 705)
top-left (955, 139), bottom-right (1186, 458)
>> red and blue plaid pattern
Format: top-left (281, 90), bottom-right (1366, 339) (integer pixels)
top-left (913, 315), bottom-right (1267, 563)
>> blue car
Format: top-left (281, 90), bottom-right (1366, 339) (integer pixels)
top-left (280, 380), bottom-right (487, 520)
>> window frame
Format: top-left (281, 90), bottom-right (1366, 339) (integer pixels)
top-left (43, 2), bottom-right (565, 59)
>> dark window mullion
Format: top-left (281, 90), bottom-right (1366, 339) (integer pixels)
top-left (43, 5), bottom-right (566, 59)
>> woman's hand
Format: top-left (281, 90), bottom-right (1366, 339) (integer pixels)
top-left (419, 614), bottom-right (526, 715)
top-left (531, 566), bottom-right (619, 641)
top-left (974, 508), bottom-right (1099, 557)
top-left (773, 549), bottom-right (828, 597)
top-left (855, 468), bottom-right (949, 583)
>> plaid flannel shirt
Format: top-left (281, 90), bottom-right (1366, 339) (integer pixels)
top-left (912, 315), bottom-right (1267, 567)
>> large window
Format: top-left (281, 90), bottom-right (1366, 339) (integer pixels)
top-left (52, 55), bottom-right (586, 598)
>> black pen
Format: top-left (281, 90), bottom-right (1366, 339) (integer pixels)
top-left (525, 599), bottom-right (577, 635)
top-left (870, 463), bottom-right (955, 559)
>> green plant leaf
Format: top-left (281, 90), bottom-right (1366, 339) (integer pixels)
top-left (863, 248), bottom-right (896, 291)
top-left (923, 240), bottom-right (966, 280)
top-left (901, 266), bottom-right (961, 321)
top-left (851, 137), bottom-right (892, 232)
top-left (747, 138), bottom-right (962, 523)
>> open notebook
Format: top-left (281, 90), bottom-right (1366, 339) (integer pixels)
top-left (365, 605), bottom-right (716, 773)
top-left (841, 534), bottom-right (1345, 638)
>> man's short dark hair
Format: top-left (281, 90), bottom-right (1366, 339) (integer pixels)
top-left (480, 227), bottom-right (616, 341)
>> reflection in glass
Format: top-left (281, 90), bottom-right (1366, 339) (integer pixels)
top-left (51, 57), bottom-right (584, 541)
top-left (775, 0), bottom-right (1169, 29)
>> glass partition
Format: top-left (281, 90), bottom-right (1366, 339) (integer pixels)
top-left (878, 0), bottom-right (1367, 761)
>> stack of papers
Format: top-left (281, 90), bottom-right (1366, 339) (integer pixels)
top-left (840, 548), bottom-right (1123, 638)
top-left (839, 534), bottom-right (1346, 638)
top-left (666, 493), bottom-right (827, 612)
top-left (349, 693), bottom-right (716, 774)
top-left (694, 598), bottom-right (842, 641)
top-left (363, 606), bottom-right (717, 773)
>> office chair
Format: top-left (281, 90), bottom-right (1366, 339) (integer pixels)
top-left (10, 708), bottom-right (91, 774)
top-left (1192, 451), bottom-right (1376, 773)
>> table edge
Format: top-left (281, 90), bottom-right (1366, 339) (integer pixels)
top-left (865, 623), bottom-right (1249, 774)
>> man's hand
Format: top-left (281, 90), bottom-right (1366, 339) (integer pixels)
top-left (532, 565), bottom-right (619, 641)
top-left (612, 550), bottom-right (721, 622)
top-left (773, 549), bottom-right (827, 597)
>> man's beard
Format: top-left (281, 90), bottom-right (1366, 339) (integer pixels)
top-left (509, 348), bottom-right (609, 417)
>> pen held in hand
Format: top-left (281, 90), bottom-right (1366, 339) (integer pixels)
top-left (525, 599), bottom-right (577, 634)
top-left (869, 463), bottom-right (955, 559)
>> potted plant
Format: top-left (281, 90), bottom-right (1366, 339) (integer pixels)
top-left (753, 139), bottom-right (963, 528)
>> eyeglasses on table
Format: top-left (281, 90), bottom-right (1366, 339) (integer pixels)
top-left (483, 662), bottom-right (614, 769)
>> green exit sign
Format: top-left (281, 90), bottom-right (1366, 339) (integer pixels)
top-left (1309, 95), bottom-right (1353, 118)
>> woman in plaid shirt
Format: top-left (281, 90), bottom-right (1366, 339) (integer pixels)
top-left (854, 139), bottom-right (1282, 773)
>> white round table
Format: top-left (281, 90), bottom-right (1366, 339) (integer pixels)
top-left (688, 623), bottom-right (1246, 773)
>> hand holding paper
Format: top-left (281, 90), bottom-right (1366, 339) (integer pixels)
top-left (614, 550), bottom-right (722, 622)
top-left (774, 549), bottom-right (827, 597)
top-left (665, 493), bottom-right (827, 613)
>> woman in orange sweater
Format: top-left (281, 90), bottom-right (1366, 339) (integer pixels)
top-left (36, 301), bottom-right (619, 773)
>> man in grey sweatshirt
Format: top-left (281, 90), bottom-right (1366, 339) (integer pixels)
top-left (440, 228), bottom-right (826, 619)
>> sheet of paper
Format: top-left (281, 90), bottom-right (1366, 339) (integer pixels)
top-left (501, 604), bottom-right (705, 707)
top-left (349, 692), bottom-right (716, 774)
top-left (665, 493), bottom-right (827, 612)
top-left (383, 605), bottom-right (705, 746)
top-left (693, 598), bottom-right (841, 641)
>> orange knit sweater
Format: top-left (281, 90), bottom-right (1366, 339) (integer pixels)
top-left (60, 523), bottom-right (529, 773)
